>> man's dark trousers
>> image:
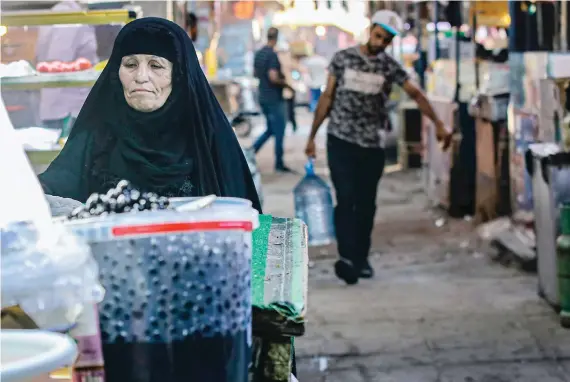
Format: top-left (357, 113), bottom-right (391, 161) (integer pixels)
top-left (253, 101), bottom-right (287, 169)
top-left (327, 134), bottom-right (385, 268)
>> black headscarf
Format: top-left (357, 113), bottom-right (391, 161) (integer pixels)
top-left (39, 18), bottom-right (262, 213)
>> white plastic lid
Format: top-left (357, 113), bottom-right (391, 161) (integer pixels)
top-left (66, 197), bottom-right (259, 242)
top-left (0, 330), bottom-right (77, 382)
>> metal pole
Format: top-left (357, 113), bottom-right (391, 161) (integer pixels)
top-left (554, 0), bottom-right (560, 52)
top-left (562, 0), bottom-right (568, 52)
top-left (415, 2), bottom-right (425, 89)
top-left (454, 26), bottom-right (460, 103)
top-left (473, 11), bottom-right (479, 90)
top-left (434, 0), bottom-right (440, 60)
top-left (166, 0), bottom-right (174, 21)
top-left (400, 1), bottom-right (406, 63)
top-left (537, 1), bottom-right (544, 50)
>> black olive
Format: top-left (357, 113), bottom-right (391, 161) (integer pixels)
top-left (85, 193), bottom-right (100, 208)
top-left (130, 189), bottom-right (141, 202)
top-left (70, 206), bottom-right (84, 217)
top-left (116, 180), bottom-right (131, 191)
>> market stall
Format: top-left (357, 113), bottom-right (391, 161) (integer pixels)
top-left (1, 91), bottom-right (308, 381)
top-left (0, 7), bottom-right (139, 173)
top-left (467, 1), bottom-right (511, 223)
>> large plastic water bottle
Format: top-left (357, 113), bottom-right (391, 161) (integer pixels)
top-left (294, 160), bottom-right (335, 246)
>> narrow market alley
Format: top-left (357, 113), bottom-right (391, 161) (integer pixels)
top-left (243, 110), bottom-right (570, 382)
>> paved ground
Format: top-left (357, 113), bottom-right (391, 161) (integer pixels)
top-left (240, 109), bottom-right (570, 382)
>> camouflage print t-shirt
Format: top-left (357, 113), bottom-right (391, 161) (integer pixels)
top-left (327, 46), bottom-right (409, 148)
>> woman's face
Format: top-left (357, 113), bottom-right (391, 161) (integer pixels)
top-left (119, 54), bottom-right (173, 112)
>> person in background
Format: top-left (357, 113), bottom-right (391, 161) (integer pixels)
top-left (186, 12), bottom-right (198, 42)
top-left (277, 48), bottom-right (298, 133)
top-left (302, 52), bottom-right (329, 112)
top-left (36, 0), bottom-right (98, 132)
top-left (251, 27), bottom-right (293, 173)
top-left (304, 10), bottom-right (452, 285)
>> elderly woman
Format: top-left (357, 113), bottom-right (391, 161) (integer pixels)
top-left (38, 18), bottom-right (261, 213)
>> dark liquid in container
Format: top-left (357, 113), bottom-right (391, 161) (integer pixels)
top-left (102, 332), bottom-right (249, 382)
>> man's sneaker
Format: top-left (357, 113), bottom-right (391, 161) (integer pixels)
top-left (334, 258), bottom-right (359, 285)
top-left (359, 260), bottom-right (374, 279)
top-left (276, 166), bottom-right (295, 174)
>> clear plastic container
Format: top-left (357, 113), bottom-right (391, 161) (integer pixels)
top-left (65, 197), bottom-right (258, 382)
top-left (1, 221), bottom-right (105, 331)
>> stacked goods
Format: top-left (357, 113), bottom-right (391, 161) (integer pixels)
top-left (36, 58), bottom-right (92, 73)
top-left (68, 180), bottom-right (171, 220)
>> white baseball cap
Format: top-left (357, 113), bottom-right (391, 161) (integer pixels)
top-left (371, 10), bottom-right (403, 36)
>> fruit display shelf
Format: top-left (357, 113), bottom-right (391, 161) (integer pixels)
top-left (1, 8), bottom-right (138, 26)
top-left (0, 71), bottom-right (100, 91)
top-left (26, 148), bottom-right (61, 175)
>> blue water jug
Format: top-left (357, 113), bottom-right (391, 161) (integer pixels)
top-left (294, 160), bottom-right (335, 246)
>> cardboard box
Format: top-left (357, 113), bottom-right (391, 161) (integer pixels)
top-left (1, 27), bottom-right (39, 64)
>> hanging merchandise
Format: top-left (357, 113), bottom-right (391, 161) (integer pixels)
top-left (294, 160), bottom-right (335, 246)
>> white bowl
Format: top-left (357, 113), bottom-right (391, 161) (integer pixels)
top-left (1, 330), bottom-right (77, 382)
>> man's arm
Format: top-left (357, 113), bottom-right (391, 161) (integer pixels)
top-left (304, 74), bottom-right (337, 157)
top-left (268, 69), bottom-right (288, 88)
top-left (402, 79), bottom-right (452, 149)
top-left (267, 52), bottom-right (289, 88)
top-left (309, 74), bottom-right (336, 140)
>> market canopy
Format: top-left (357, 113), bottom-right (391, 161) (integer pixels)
top-left (272, 3), bottom-right (370, 37)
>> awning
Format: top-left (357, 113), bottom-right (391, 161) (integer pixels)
top-left (272, 6), bottom-right (369, 37)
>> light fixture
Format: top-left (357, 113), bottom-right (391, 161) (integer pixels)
top-left (315, 25), bottom-right (326, 37)
top-left (0, 26), bottom-right (7, 38)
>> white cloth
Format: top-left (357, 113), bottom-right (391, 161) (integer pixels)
top-left (36, 1), bottom-right (99, 120)
top-left (0, 95), bottom-right (53, 228)
top-left (302, 55), bottom-right (328, 89)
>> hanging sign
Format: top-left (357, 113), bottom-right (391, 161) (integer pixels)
top-left (470, 1), bottom-right (510, 27)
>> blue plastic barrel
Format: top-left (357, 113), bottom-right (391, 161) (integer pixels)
top-left (293, 160), bottom-right (335, 246)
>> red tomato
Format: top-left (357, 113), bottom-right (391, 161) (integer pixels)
top-left (69, 60), bottom-right (82, 72)
top-left (49, 61), bottom-right (64, 73)
top-left (61, 62), bottom-right (76, 72)
top-left (36, 62), bottom-right (50, 73)
top-left (75, 57), bottom-right (92, 71)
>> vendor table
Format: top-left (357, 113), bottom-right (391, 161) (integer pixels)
top-left (250, 215), bottom-right (309, 382)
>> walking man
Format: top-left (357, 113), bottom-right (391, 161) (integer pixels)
top-left (278, 48), bottom-right (299, 133)
top-left (252, 27), bottom-right (293, 173)
top-left (305, 11), bottom-right (452, 284)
